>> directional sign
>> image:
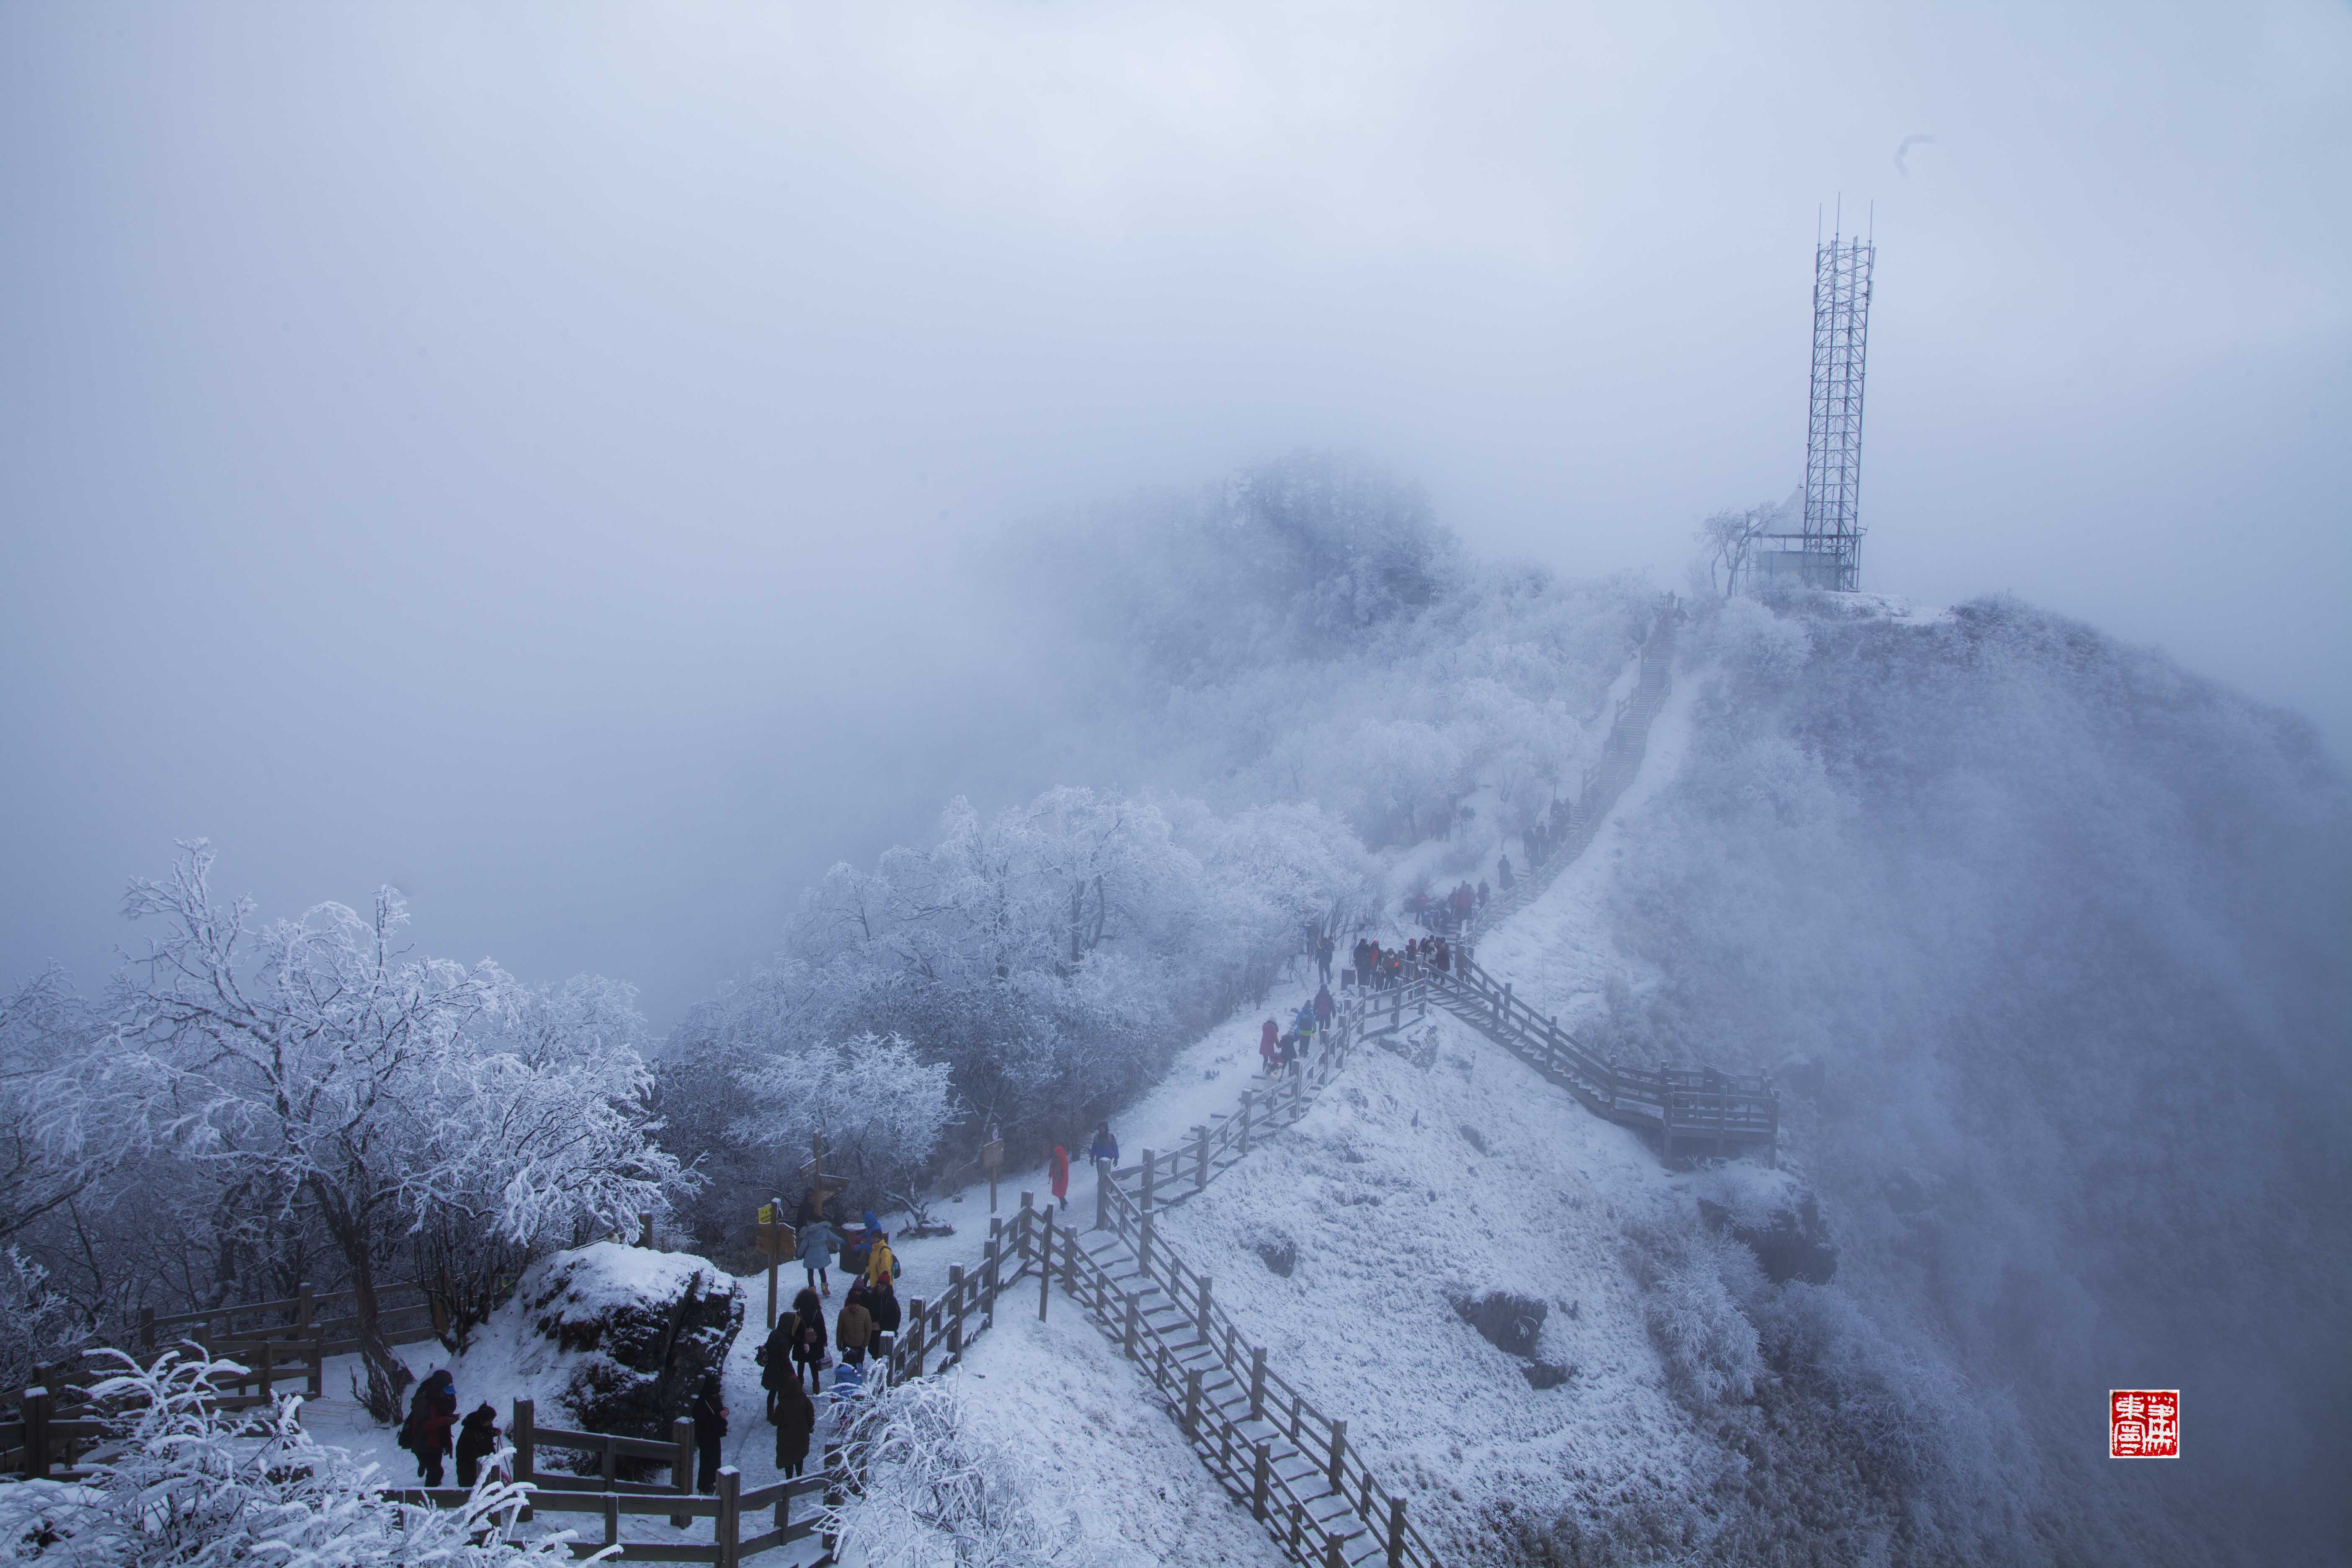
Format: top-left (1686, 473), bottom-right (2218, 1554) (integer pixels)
top-left (980, 1139), bottom-right (1005, 1173)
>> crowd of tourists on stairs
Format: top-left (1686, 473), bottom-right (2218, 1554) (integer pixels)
top-left (1348, 933), bottom-right (1455, 990)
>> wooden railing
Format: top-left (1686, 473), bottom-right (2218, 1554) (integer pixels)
top-left (1092, 1170), bottom-right (1438, 1568)
top-left (384, 1396), bottom-right (829, 1564)
top-left (1423, 950), bottom-right (1776, 1163)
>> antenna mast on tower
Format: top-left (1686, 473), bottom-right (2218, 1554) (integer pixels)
top-left (1756, 207), bottom-right (1877, 591)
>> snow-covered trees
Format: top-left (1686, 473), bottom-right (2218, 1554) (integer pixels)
top-left (657, 784), bottom-right (1375, 1251)
top-left (0, 1350), bottom-right (580, 1566)
top-left (36, 844), bottom-right (688, 1418)
top-left (733, 1035), bottom-right (953, 1215)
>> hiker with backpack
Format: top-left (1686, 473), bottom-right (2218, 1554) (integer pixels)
top-left (1259, 1017), bottom-right (1282, 1076)
top-left (1314, 932), bottom-right (1334, 984)
top-left (398, 1369), bottom-right (458, 1487)
top-left (689, 1372), bottom-right (727, 1494)
top-left (1088, 1121), bottom-right (1119, 1171)
top-left (1314, 983), bottom-right (1333, 1032)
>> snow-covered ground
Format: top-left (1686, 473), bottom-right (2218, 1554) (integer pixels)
top-left (1148, 1016), bottom-right (1715, 1560)
top-left (1473, 660), bottom-right (1700, 1038)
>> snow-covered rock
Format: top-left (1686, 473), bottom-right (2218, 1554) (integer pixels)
top-left (1690, 1165), bottom-right (1837, 1286)
top-left (512, 1243), bottom-right (744, 1472)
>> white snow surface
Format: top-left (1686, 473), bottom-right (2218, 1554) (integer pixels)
top-left (1150, 1020), bottom-right (1713, 1559)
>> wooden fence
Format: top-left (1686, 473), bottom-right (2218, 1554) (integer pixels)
top-left (384, 1398), bottom-right (832, 1565)
top-left (1427, 958), bottom-right (1775, 1162)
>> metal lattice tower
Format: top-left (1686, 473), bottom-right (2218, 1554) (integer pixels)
top-left (1800, 230), bottom-right (1874, 591)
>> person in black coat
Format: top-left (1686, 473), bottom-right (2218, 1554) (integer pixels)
top-left (759, 1312), bottom-right (797, 1421)
top-left (454, 1403), bottom-right (500, 1490)
top-left (689, 1371), bottom-right (728, 1494)
top-left (790, 1299), bottom-right (828, 1395)
top-left (867, 1278), bottom-right (902, 1375)
top-left (772, 1373), bottom-right (815, 1479)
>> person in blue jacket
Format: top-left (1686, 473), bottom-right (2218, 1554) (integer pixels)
top-left (1087, 1122), bottom-right (1119, 1167)
top-left (798, 1215), bottom-right (838, 1297)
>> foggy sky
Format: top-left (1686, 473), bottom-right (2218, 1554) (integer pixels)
top-left (4, 0), bottom-right (2347, 1024)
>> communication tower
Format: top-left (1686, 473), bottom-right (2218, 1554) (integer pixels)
top-left (1755, 210), bottom-right (1875, 591)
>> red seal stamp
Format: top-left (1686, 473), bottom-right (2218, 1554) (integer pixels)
top-left (2110, 1390), bottom-right (2179, 1458)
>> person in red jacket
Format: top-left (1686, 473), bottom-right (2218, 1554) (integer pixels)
top-left (400, 1369), bottom-right (458, 1487)
top-left (1049, 1144), bottom-right (1070, 1207)
top-left (1259, 1018), bottom-right (1282, 1075)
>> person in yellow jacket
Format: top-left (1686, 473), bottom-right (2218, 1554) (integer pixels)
top-left (864, 1231), bottom-right (897, 1290)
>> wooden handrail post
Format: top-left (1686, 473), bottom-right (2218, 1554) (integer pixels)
top-left (1388, 1496), bottom-right (1410, 1568)
top-left (820, 1442), bottom-right (843, 1560)
top-left (1249, 1345), bottom-right (1266, 1421)
top-left (1123, 1292), bottom-right (1141, 1360)
top-left (1140, 1151), bottom-right (1155, 1215)
top-left (1326, 1532), bottom-right (1348, 1568)
top-left (1138, 1211), bottom-right (1155, 1277)
top-left (1238, 1091), bottom-right (1253, 1156)
top-left (1327, 1418), bottom-right (1347, 1493)
top-left (1095, 1158), bottom-right (1111, 1232)
top-left (715, 1466), bottom-right (741, 1568)
top-left (1194, 1124), bottom-right (1209, 1190)
top-left (1182, 1367), bottom-right (1202, 1441)
top-left (512, 1397), bottom-right (535, 1519)
top-left (671, 1416), bottom-right (695, 1527)
top-left (984, 1224), bottom-right (1001, 1329)
top-left (948, 1266), bottom-right (967, 1362)
top-left (1037, 1210), bottom-right (1054, 1322)
top-left (1253, 1440), bottom-right (1272, 1521)
top-left (22, 1386), bottom-right (49, 1479)
top-left (906, 1298), bottom-right (927, 1379)
top-left (1197, 1275), bottom-right (1213, 1339)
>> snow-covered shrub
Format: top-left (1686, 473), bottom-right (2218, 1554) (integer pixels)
top-left (0, 1349), bottom-right (589, 1565)
top-left (0, 1247), bottom-right (87, 1391)
top-left (825, 1380), bottom-right (1092, 1568)
top-left (1622, 1217), bottom-right (1762, 1413)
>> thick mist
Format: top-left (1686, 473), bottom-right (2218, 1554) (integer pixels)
top-left (1610, 595), bottom-right (2352, 1561)
top-left (4, 1), bottom-right (2348, 1026)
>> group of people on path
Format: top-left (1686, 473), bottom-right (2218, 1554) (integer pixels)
top-left (397, 1369), bottom-right (503, 1491)
top-left (1351, 933), bottom-right (1454, 990)
top-left (756, 1209), bottom-right (907, 1478)
top-left (1259, 984), bottom-right (1333, 1076)
top-left (788, 1199), bottom-right (899, 1300)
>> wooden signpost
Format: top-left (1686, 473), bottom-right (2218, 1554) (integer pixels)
top-left (980, 1126), bottom-right (1004, 1214)
top-left (754, 1201), bottom-right (795, 1329)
